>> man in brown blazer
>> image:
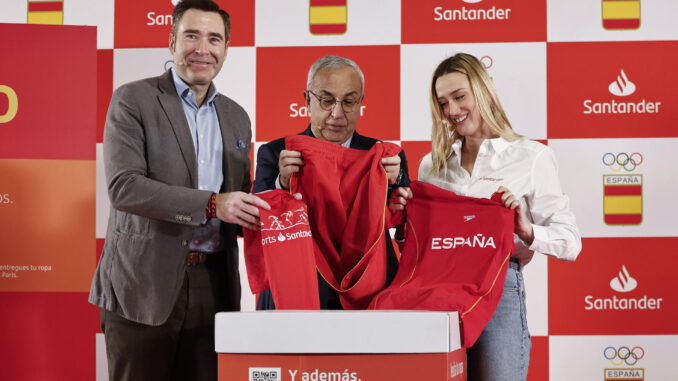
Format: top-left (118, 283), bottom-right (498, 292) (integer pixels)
top-left (88, 1), bottom-right (268, 380)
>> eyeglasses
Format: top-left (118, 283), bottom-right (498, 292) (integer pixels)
top-left (307, 90), bottom-right (362, 113)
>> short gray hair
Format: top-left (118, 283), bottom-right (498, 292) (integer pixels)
top-left (306, 55), bottom-right (365, 93)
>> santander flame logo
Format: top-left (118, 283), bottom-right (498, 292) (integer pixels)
top-left (608, 69), bottom-right (636, 97)
top-left (610, 265), bottom-right (638, 293)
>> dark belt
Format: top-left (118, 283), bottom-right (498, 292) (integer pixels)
top-left (509, 257), bottom-right (521, 271)
top-left (187, 251), bottom-right (216, 265)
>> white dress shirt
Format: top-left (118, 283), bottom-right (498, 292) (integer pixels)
top-left (418, 137), bottom-right (581, 266)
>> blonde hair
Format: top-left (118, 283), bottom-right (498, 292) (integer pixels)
top-left (429, 53), bottom-right (521, 176)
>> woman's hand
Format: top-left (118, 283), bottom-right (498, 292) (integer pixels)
top-left (497, 185), bottom-right (534, 245)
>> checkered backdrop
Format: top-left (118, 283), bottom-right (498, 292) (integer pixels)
top-left (1, 0), bottom-right (677, 380)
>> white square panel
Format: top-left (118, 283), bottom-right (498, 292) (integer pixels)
top-left (550, 335), bottom-right (678, 381)
top-left (548, 0), bottom-right (678, 42)
top-left (64, 0), bottom-right (115, 49)
top-left (96, 143), bottom-right (109, 239)
top-left (256, 0), bottom-right (401, 46)
top-left (549, 138), bottom-right (678, 237)
top-left (401, 42), bottom-right (547, 141)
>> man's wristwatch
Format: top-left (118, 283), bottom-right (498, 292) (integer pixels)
top-left (388, 168), bottom-right (404, 190)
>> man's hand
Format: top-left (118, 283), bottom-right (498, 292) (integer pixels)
top-left (279, 149), bottom-right (304, 190)
top-left (215, 192), bottom-right (271, 230)
top-left (497, 185), bottom-right (534, 245)
top-left (381, 155), bottom-right (401, 185)
top-left (388, 186), bottom-right (412, 215)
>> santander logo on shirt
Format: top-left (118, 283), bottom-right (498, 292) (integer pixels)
top-left (260, 208), bottom-right (312, 245)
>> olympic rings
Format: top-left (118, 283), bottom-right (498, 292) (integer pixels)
top-left (603, 346), bottom-right (645, 366)
top-left (602, 152), bottom-right (643, 172)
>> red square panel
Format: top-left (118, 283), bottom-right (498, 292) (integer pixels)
top-left (527, 336), bottom-right (548, 381)
top-left (0, 24), bottom-right (96, 160)
top-left (549, 237), bottom-right (678, 335)
top-left (547, 41), bottom-right (678, 139)
top-left (114, 0), bottom-right (254, 48)
top-left (97, 49), bottom-right (113, 144)
top-left (0, 292), bottom-right (98, 380)
top-left (402, 0), bottom-right (546, 44)
top-left (256, 46), bottom-right (400, 142)
top-left (401, 141), bottom-right (432, 181)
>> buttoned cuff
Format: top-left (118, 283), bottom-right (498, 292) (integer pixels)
top-left (527, 224), bottom-right (547, 251)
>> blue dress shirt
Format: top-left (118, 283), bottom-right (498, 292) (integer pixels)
top-left (171, 68), bottom-right (225, 253)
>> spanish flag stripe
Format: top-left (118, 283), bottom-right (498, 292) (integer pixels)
top-left (27, 11), bottom-right (63, 25)
top-left (603, 2), bottom-right (640, 19)
top-left (604, 195), bottom-right (642, 214)
top-left (310, 6), bottom-right (347, 24)
top-left (603, 19), bottom-right (640, 29)
top-left (28, 2), bottom-right (63, 12)
top-left (310, 24), bottom-right (347, 34)
top-left (604, 185), bottom-right (642, 196)
top-left (605, 214), bottom-right (642, 225)
top-left (310, 0), bottom-right (347, 6)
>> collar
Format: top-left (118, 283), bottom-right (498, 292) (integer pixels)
top-left (307, 125), bottom-right (353, 148)
top-left (451, 136), bottom-right (512, 158)
top-left (486, 137), bottom-right (512, 155)
top-left (171, 67), bottom-right (218, 105)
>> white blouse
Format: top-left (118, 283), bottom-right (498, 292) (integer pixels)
top-left (418, 137), bottom-right (581, 266)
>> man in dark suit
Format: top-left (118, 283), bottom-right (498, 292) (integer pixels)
top-left (253, 55), bottom-right (410, 310)
top-left (88, 1), bottom-right (268, 380)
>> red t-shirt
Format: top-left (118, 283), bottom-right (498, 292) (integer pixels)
top-left (371, 181), bottom-right (516, 347)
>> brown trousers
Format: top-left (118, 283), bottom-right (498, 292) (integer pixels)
top-left (101, 256), bottom-right (230, 381)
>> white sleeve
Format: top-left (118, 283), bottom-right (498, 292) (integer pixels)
top-left (525, 147), bottom-right (582, 261)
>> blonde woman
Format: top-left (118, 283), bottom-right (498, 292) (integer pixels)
top-left (392, 53), bottom-right (581, 380)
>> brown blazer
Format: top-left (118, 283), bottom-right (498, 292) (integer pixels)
top-left (89, 70), bottom-right (251, 325)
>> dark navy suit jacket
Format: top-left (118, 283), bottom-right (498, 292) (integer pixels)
top-left (252, 125), bottom-right (410, 309)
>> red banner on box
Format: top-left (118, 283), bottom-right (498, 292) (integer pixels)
top-left (114, 0), bottom-right (254, 48)
top-left (402, 0), bottom-right (546, 44)
top-left (255, 45), bottom-right (400, 142)
top-left (547, 41), bottom-right (678, 139)
top-left (549, 237), bottom-right (678, 335)
top-left (219, 350), bottom-right (466, 381)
